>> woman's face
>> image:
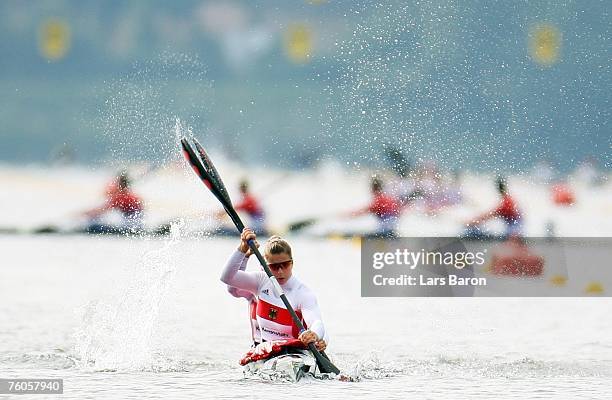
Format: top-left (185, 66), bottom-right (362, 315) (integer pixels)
top-left (265, 252), bottom-right (293, 285)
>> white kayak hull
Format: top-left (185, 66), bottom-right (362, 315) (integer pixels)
top-left (243, 350), bottom-right (322, 382)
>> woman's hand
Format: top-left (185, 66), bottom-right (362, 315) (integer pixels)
top-left (314, 338), bottom-right (327, 351)
top-left (298, 329), bottom-right (319, 347)
top-left (238, 227), bottom-right (259, 257)
top-left (299, 330), bottom-right (327, 351)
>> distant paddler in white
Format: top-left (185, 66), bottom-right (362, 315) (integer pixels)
top-left (221, 228), bottom-right (328, 358)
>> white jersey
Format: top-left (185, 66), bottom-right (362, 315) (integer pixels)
top-left (221, 251), bottom-right (326, 343)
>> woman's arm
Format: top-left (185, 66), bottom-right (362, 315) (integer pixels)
top-left (226, 254), bottom-right (255, 300)
top-left (300, 290), bottom-right (326, 342)
top-left (220, 250), bottom-right (263, 294)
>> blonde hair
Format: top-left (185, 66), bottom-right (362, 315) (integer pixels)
top-left (264, 235), bottom-right (292, 258)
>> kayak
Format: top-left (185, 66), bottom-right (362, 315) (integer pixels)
top-left (239, 339), bottom-right (337, 382)
top-left (243, 349), bottom-right (323, 382)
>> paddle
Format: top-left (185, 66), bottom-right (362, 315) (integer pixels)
top-left (287, 217), bottom-right (319, 233)
top-left (382, 143), bottom-right (412, 178)
top-left (287, 213), bottom-right (339, 233)
top-left (180, 137), bottom-right (341, 375)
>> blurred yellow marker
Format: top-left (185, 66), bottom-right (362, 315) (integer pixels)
top-left (351, 236), bottom-right (362, 248)
top-left (328, 233), bottom-right (344, 241)
top-left (549, 275), bottom-right (568, 286)
top-left (482, 262), bottom-right (492, 274)
top-left (285, 24), bottom-right (313, 63)
top-left (39, 18), bottom-right (71, 61)
top-left (529, 23), bottom-right (561, 66)
top-left (585, 282), bottom-right (604, 295)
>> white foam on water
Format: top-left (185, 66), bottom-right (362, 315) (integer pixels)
top-left (72, 229), bottom-right (184, 372)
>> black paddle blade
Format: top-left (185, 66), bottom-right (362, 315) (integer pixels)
top-left (181, 138), bottom-right (212, 188)
top-left (181, 138), bottom-right (229, 206)
top-left (181, 137), bottom-right (245, 232)
top-left (307, 343), bottom-right (340, 374)
top-left (192, 138), bottom-right (232, 206)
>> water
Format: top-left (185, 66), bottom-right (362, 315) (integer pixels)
top-left (2, 235), bottom-right (611, 398)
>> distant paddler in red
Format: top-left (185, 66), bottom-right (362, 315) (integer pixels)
top-left (350, 176), bottom-right (402, 238)
top-left (216, 180), bottom-right (267, 235)
top-left (464, 176), bottom-right (523, 239)
top-left (83, 171), bottom-right (144, 234)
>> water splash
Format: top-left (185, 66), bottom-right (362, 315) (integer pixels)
top-left (73, 233), bottom-right (182, 371)
top-left (96, 52), bottom-right (211, 165)
top-left (174, 118), bottom-right (190, 143)
top-left (345, 351), bottom-right (404, 381)
top-left (0, 349), bottom-right (76, 370)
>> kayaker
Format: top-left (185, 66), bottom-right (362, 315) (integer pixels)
top-left (221, 229), bottom-right (327, 351)
top-left (83, 171), bottom-right (144, 233)
top-left (216, 180), bottom-right (267, 236)
top-left (465, 176), bottom-right (523, 238)
top-left (233, 180), bottom-right (266, 234)
top-left (350, 176), bottom-right (402, 238)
